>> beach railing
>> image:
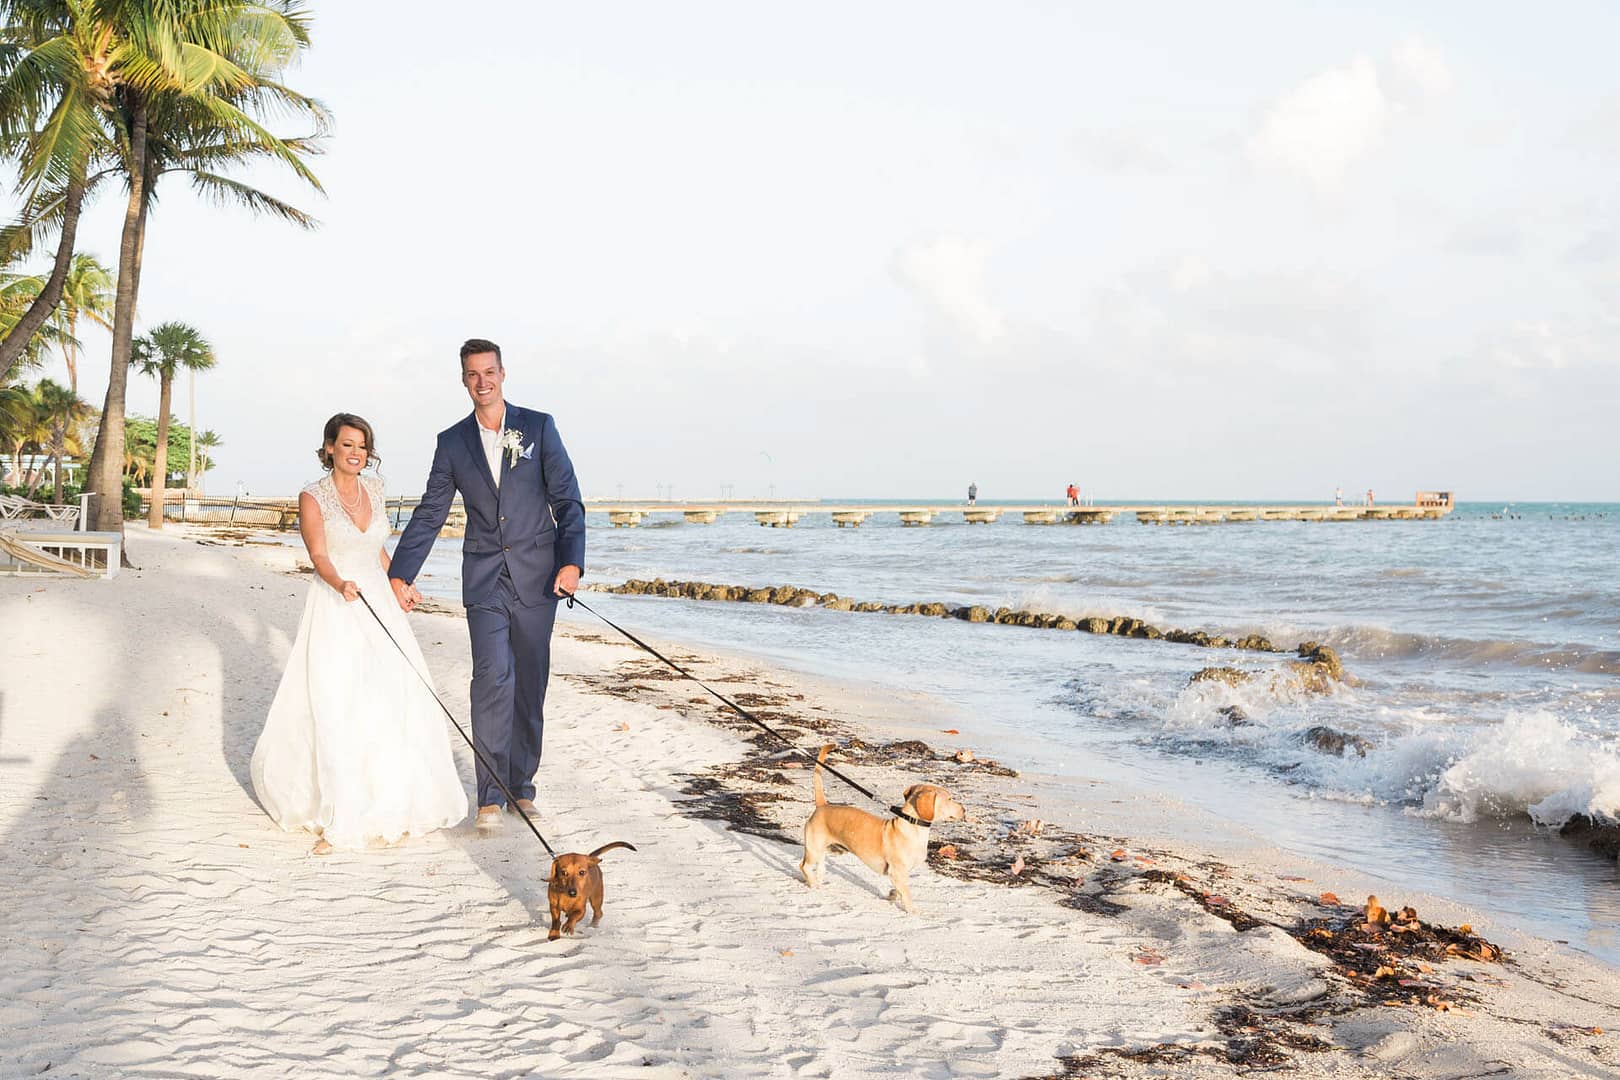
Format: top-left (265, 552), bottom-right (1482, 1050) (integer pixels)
top-left (0, 527), bottom-right (120, 579)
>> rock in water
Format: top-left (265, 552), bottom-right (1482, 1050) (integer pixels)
top-left (1296, 641), bottom-right (1345, 681)
top-left (1190, 666), bottom-right (1253, 687)
top-left (1301, 725), bottom-right (1373, 758)
top-left (1559, 814), bottom-right (1620, 860)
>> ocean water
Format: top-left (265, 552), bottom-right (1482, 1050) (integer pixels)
top-left (401, 501), bottom-right (1620, 963)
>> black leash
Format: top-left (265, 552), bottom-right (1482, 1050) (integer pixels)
top-left (356, 591), bottom-right (557, 857)
top-left (561, 590), bottom-right (884, 806)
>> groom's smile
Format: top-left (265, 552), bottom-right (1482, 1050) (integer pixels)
top-left (462, 349), bottom-right (506, 413)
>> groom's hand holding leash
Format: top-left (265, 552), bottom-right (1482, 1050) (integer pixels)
top-left (554, 564), bottom-right (581, 598)
top-left (390, 577), bottom-right (422, 613)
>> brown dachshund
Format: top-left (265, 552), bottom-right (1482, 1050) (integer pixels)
top-left (548, 841), bottom-right (637, 941)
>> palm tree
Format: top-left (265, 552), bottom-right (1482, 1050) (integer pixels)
top-left (51, 252), bottom-right (113, 393)
top-left (0, 0), bottom-right (124, 383)
top-left (0, 268), bottom-right (75, 371)
top-left (33, 376), bottom-right (86, 502)
top-left (0, 380), bottom-right (30, 484)
top-left (194, 427), bottom-right (221, 481)
top-left (133, 320), bottom-right (213, 528)
top-left (2, 380), bottom-right (43, 487)
top-left (81, 2), bottom-right (329, 534)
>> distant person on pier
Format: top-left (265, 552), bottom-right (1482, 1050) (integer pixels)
top-left (1335, 486), bottom-right (1343, 507)
top-left (1366, 488), bottom-right (1375, 507)
top-left (967, 481), bottom-right (978, 505)
top-left (1066, 483), bottom-right (1078, 506)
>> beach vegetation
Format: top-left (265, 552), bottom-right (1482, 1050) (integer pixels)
top-left (0, 1), bottom-right (329, 535)
top-left (51, 251), bottom-right (113, 393)
top-left (0, 371), bottom-right (90, 499)
top-left (0, 264), bottom-right (76, 371)
top-left (133, 319), bottom-right (213, 527)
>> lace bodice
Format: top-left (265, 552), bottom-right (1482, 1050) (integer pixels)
top-left (303, 473), bottom-right (388, 567)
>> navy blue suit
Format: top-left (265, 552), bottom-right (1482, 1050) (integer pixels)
top-left (390, 404), bottom-right (585, 808)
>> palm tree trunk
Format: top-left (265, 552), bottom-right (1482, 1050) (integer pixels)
top-left (0, 174), bottom-right (87, 386)
top-left (85, 99), bottom-right (148, 535)
top-left (51, 427), bottom-right (65, 504)
top-left (66, 334), bottom-right (78, 395)
top-left (148, 372), bottom-right (172, 529)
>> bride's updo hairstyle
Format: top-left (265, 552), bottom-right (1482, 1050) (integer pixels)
top-left (317, 412), bottom-right (380, 471)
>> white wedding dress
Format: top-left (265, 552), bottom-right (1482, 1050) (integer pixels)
top-left (251, 472), bottom-right (468, 848)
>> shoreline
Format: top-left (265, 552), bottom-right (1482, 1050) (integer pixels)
top-left (2, 524), bottom-right (1618, 1077)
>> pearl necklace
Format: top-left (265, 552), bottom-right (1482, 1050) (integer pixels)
top-left (334, 475), bottom-right (365, 513)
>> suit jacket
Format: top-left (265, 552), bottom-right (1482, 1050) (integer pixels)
top-left (390, 403), bottom-right (585, 607)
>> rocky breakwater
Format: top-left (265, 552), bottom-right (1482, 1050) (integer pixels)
top-left (589, 578), bottom-right (1288, 654)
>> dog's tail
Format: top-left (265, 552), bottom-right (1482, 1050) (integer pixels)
top-left (588, 841), bottom-right (638, 859)
top-left (813, 744), bottom-right (834, 806)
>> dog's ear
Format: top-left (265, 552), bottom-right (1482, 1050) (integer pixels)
top-left (902, 783), bottom-right (922, 801)
top-left (912, 787), bottom-right (939, 822)
top-left (548, 859), bottom-right (561, 881)
top-left (588, 856), bottom-right (600, 865)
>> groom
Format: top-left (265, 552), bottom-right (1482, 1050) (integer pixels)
top-left (388, 338), bottom-right (585, 827)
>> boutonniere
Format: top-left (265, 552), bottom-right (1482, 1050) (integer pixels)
top-left (499, 428), bottom-right (534, 468)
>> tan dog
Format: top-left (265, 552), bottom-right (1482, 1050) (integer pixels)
top-left (548, 841), bottom-right (636, 941)
top-left (799, 745), bottom-right (965, 913)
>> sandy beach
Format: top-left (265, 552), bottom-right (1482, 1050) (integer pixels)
top-left (3, 526), bottom-right (1618, 1079)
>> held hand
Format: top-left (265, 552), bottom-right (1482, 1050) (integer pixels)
top-left (339, 580), bottom-right (360, 603)
top-left (390, 577), bottom-right (417, 612)
top-left (554, 564), bottom-right (582, 597)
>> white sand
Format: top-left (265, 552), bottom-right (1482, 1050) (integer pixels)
top-left (2, 525), bottom-right (1617, 1078)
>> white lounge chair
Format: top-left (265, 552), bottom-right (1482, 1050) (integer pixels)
top-left (0, 493), bottom-right (84, 528)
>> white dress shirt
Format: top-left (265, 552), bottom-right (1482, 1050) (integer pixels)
top-left (476, 407), bottom-right (505, 490)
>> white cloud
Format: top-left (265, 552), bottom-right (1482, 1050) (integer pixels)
top-left (1470, 316), bottom-right (1620, 373)
top-left (1247, 38), bottom-right (1452, 192)
top-left (890, 236), bottom-right (1007, 345)
top-left (1481, 321), bottom-right (1573, 370)
top-left (1069, 129), bottom-right (1172, 174)
top-left (1248, 55), bottom-right (1387, 192)
top-left (1447, 216), bottom-right (1525, 256)
top-left (1106, 256), bottom-right (1372, 366)
top-left (1387, 35), bottom-right (1455, 103)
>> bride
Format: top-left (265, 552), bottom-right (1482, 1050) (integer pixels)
top-left (251, 413), bottom-right (468, 853)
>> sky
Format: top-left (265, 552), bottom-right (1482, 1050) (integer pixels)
top-left (23, 0), bottom-right (1620, 501)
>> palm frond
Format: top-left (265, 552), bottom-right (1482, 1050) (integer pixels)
top-left (181, 168), bottom-right (315, 226)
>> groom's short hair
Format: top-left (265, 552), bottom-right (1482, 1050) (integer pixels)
top-left (459, 338), bottom-right (502, 369)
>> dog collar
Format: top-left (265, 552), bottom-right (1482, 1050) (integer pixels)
top-left (890, 805), bottom-right (932, 828)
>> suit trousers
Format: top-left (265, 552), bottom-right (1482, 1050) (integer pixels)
top-left (465, 569), bottom-right (558, 808)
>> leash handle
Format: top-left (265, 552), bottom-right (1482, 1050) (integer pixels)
top-left (562, 590), bottom-right (884, 806)
top-left (357, 591), bottom-right (556, 857)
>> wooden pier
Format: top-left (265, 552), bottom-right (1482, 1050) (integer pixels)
top-left (173, 491), bottom-right (1455, 531)
top-left (587, 498), bottom-right (1454, 527)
